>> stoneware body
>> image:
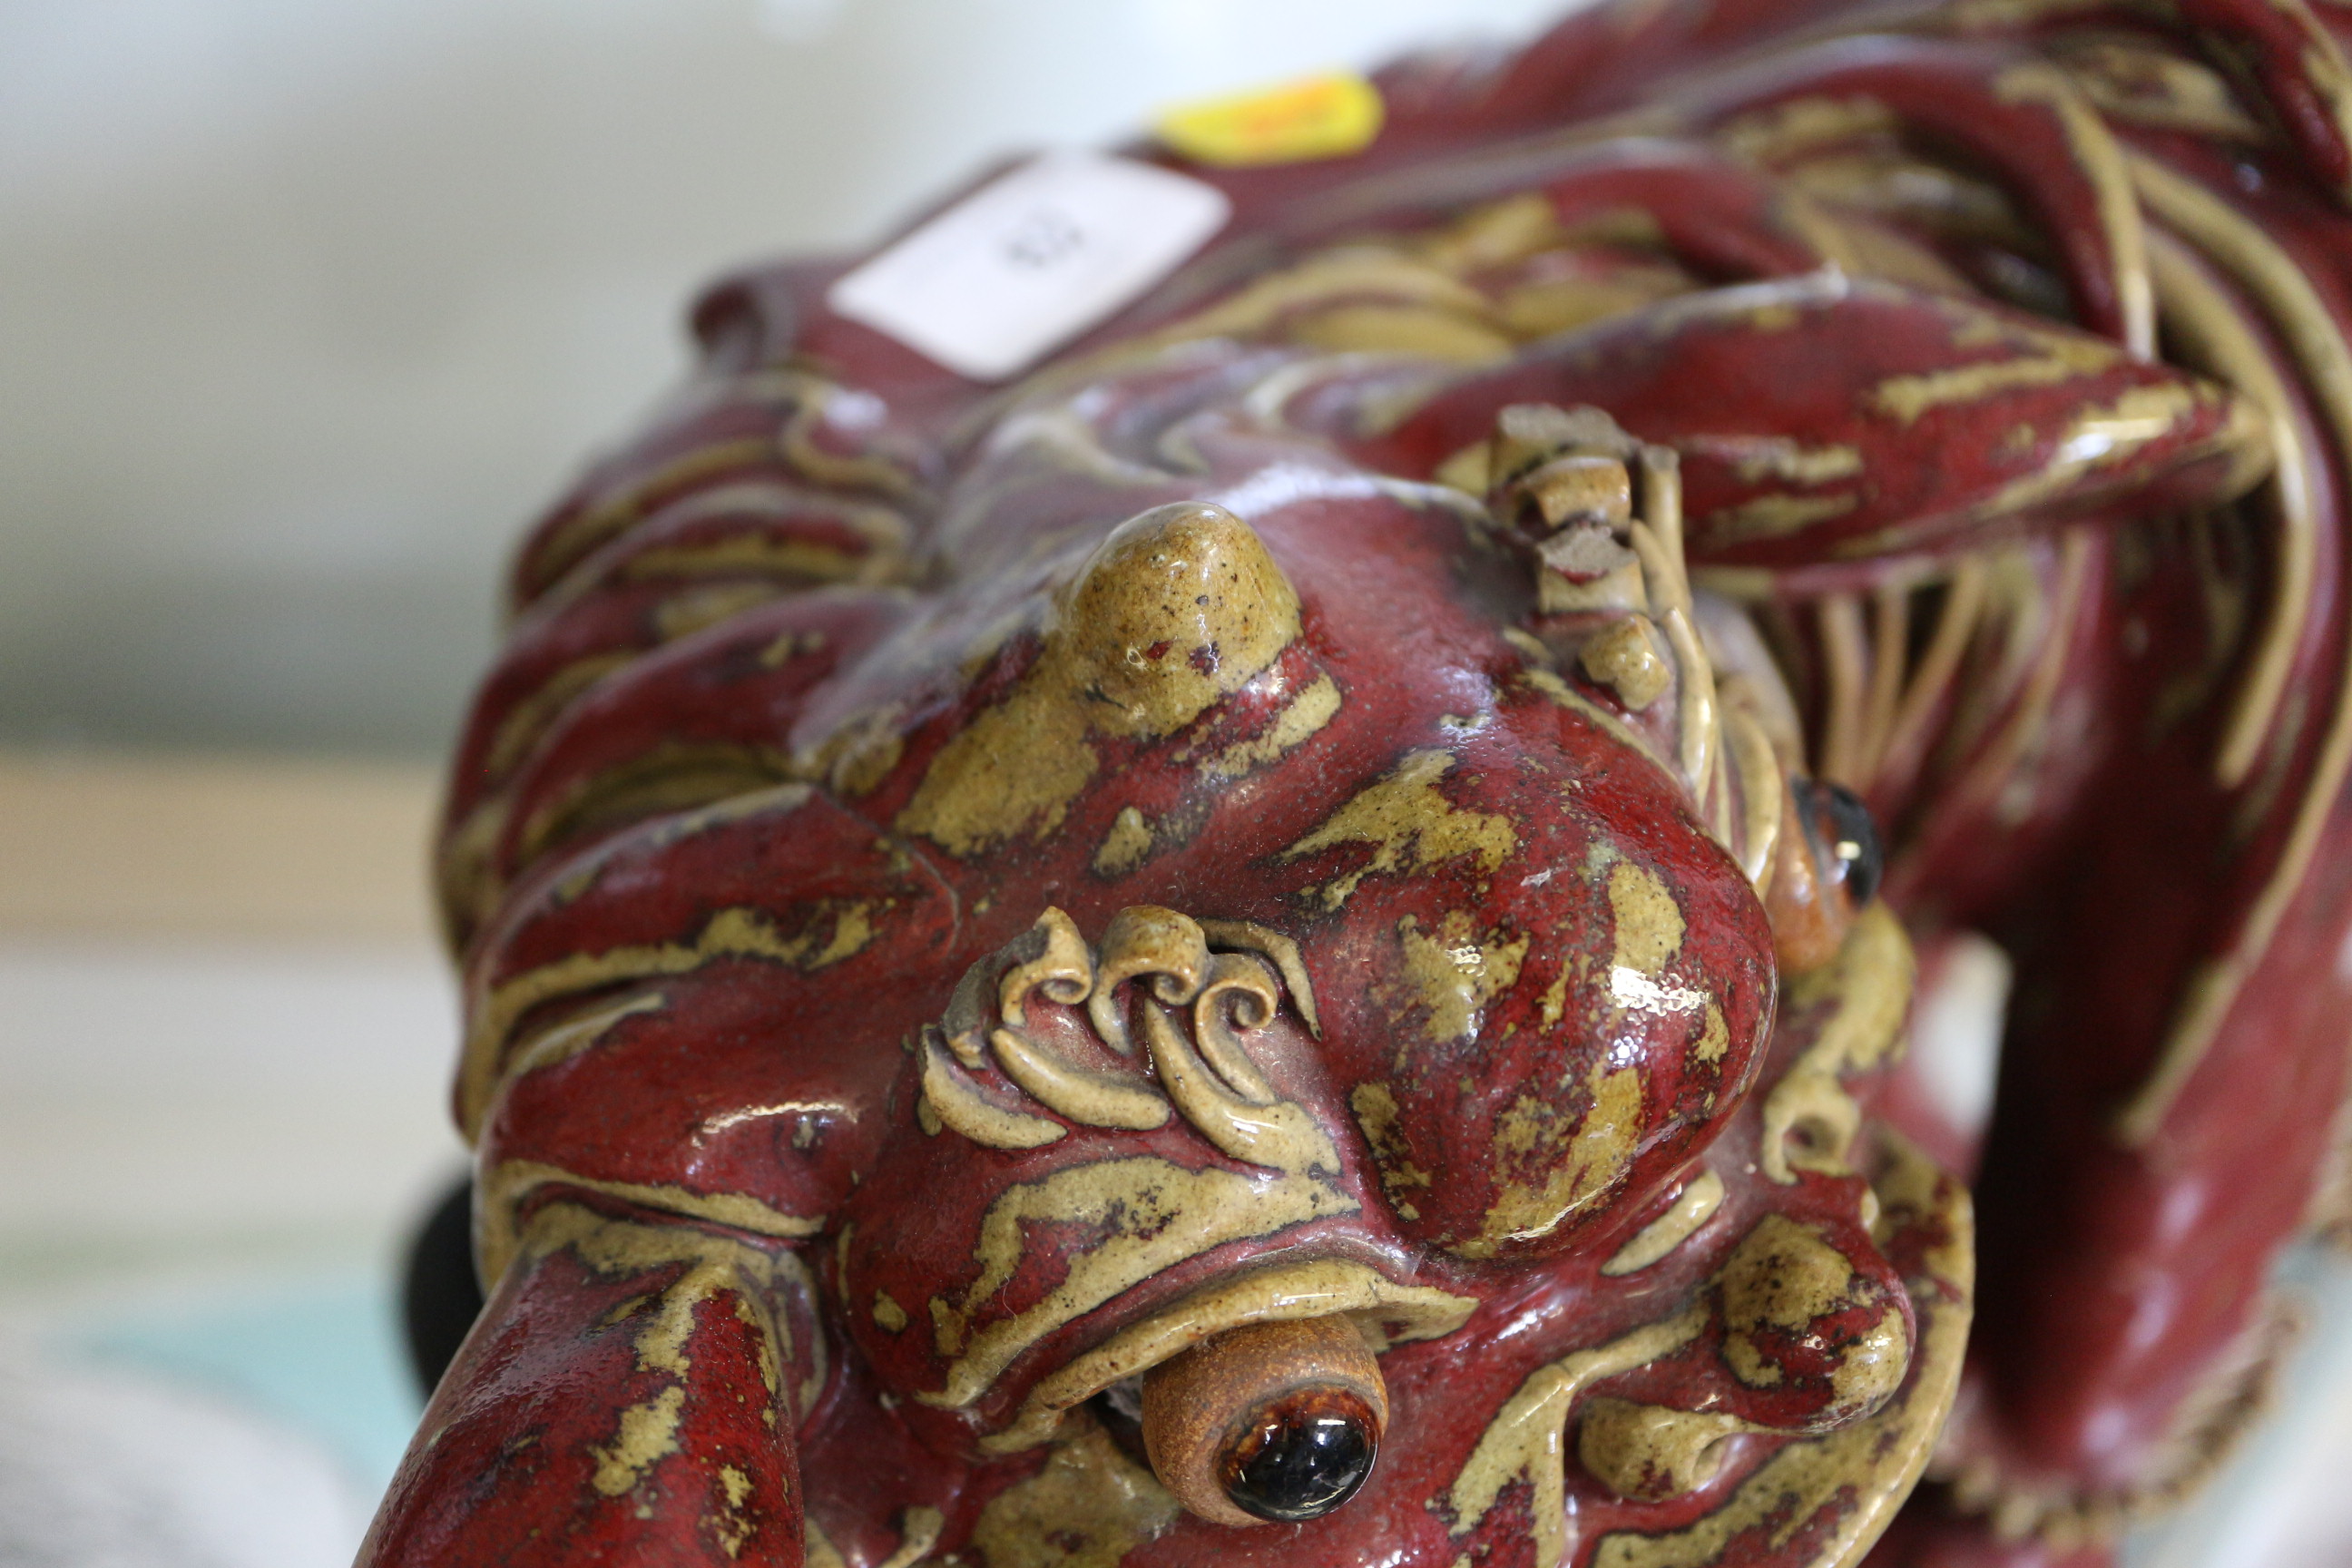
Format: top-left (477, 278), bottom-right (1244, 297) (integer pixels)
top-left (365, 1), bottom-right (2352, 1563)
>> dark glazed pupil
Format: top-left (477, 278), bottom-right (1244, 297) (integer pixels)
top-left (1813, 780), bottom-right (1885, 906)
top-left (1218, 1388), bottom-right (1378, 1524)
top-left (1818, 782), bottom-right (1884, 906)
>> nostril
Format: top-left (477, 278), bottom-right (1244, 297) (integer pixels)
top-left (1086, 1377), bottom-right (1152, 1468)
top-left (1139, 1315), bottom-right (1389, 1527)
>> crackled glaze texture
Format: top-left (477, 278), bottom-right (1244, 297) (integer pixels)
top-left (366, 2), bottom-right (2352, 1564)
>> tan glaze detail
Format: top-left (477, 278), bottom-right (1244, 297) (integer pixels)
top-left (1879, 558), bottom-right (1990, 794)
top-left (1588, 1140), bottom-right (1973, 1568)
top-left (1627, 447), bottom-right (1723, 802)
top-left (459, 890), bottom-right (865, 1137)
top-left (2147, 229), bottom-right (2315, 789)
top-left (1722, 704), bottom-right (1786, 888)
top-left (992, 1026), bottom-right (1172, 1132)
top-left (1141, 1315), bottom-right (1389, 1526)
top-left (896, 503), bottom-right (1301, 858)
top-left (1411, 191), bottom-right (1573, 274)
top-left (1351, 1080), bottom-right (1436, 1220)
top-left (1602, 1169), bottom-right (1728, 1276)
top-left (1816, 591), bottom-right (1869, 791)
top-left (1490, 405), bottom-right (1730, 828)
top-left (1443, 1302), bottom-right (1712, 1568)
top-left (1281, 748), bottom-right (1518, 910)
top-left (2114, 153), bottom-right (2352, 1144)
top-left (1830, 1306), bottom-right (1912, 1411)
top-left (520, 368), bottom-right (924, 593)
top-left (713, 1463), bottom-right (758, 1557)
top-left (1861, 584), bottom-right (1908, 787)
top-left (1289, 302), bottom-right (1514, 363)
top-left (1703, 491), bottom-right (1861, 545)
top-left (750, 368), bottom-right (925, 498)
top-left (436, 797), bottom-right (514, 951)
top-left (1393, 910), bottom-right (1530, 1044)
top-left (919, 1156), bottom-right (1357, 1411)
top-left (1762, 904), bottom-right (1916, 1183)
top-left (483, 653), bottom-right (637, 780)
top-left (2051, 36), bottom-right (2268, 142)
top-left (1460, 1063), bottom-right (1646, 1259)
top-left (1867, 318), bottom-right (2124, 427)
top-left (1497, 260), bottom-right (1701, 340)
top-left (1608, 861), bottom-right (1686, 976)
top-left (649, 581), bottom-right (787, 644)
top-left (475, 1160), bottom-right (824, 1289)
top-left (1776, 149), bottom-right (2027, 252)
top-left (803, 1522), bottom-right (848, 1568)
top-left (1717, 1215), bottom-right (1910, 1419)
top-left (511, 740), bottom-right (805, 867)
top-left (1195, 919), bottom-right (1323, 1037)
top-left (1581, 616), bottom-right (1674, 710)
top-left (1950, 534), bottom-right (2095, 831)
top-left (997, 906), bottom-right (1093, 1027)
top-left (871, 1508), bottom-right (946, 1568)
top-left (492, 1201), bottom-right (789, 1501)
top-left (967, 1422), bottom-right (1182, 1568)
top-left (1961, 381), bottom-right (2255, 530)
top-left (1092, 806), bottom-right (1155, 876)
top-left (1024, 244), bottom-right (1509, 407)
top-left (1541, 530), bottom-right (1648, 616)
top-left (809, 705), bottom-right (907, 799)
top-left (1577, 1397), bottom-right (1759, 1501)
top-left (1436, 440), bottom-right (1494, 496)
top-left (1141, 1001), bottom-right (1342, 1171)
top-left (1520, 665), bottom-right (1683, 788)
top-left (1525, 454), bottom-right (1635, 531)
top-left (622, 526), bottom-right (905, 602)
top-left (1720, 439), bottom-right (1866, 488)
top-left (923, 907), bottom-right (1333, 1159)
top-left (1990, 60), bottom-right (2156, 356)
top-left (920, 1031), bottom-right (1067, 1150)
top-left (1133, 249), bottom-right (1495, 356)
top-left (1189, 952), bottom-right (1285, 1102)
top-left (1202, 672), bottom-right (1344, 779)
top-left (1714, 94), bottom-right (1904, 166)
top-left (500, 992), bottom-right (669, 1083)
top-left (985, 1259), bottom-right (1475, 1455)
top-left (1720, 1214), bottom-right (1850, 1329)
top-left (1087, 906), bottom-right (1216, 1054)
top-left (525, 437), bottom-right (777, 611)
top-left (1695, 1004), bottom-right (1730, 1063)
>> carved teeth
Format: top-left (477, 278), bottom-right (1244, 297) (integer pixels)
top-left (1488, 402), bottom-right (1640, 484)
top-left (1524, 454), bottom-right (1633, 531)
top-left (1579, 616), bottom-right (1675, 710)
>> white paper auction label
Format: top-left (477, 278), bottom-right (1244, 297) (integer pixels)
top-left (826, 151), bottom-right (1232, 382)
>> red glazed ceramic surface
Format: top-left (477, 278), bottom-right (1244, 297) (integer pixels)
top-left (367, 1), bottom-right (2352, 1563)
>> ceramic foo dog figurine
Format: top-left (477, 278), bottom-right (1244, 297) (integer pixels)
top-left (366, 0), bottom-right (2352, 1563)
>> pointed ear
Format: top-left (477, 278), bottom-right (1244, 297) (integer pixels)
top-left (1352, 273), bottom-right (2268, 570)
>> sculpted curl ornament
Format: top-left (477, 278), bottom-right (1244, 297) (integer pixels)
top-left (368, 0), bottom-right (2352, 1563)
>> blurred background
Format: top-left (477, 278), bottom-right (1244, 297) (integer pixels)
top-left (3, 2), bottom-right (2349, 1564)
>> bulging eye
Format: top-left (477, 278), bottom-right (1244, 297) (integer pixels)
top-left (1767, 778), bottom-right (1887, 972)
top-left (1219, 1384), bottom-right (1381, 1522)
top-left (1811, 780), bottom-right (1884, 906)
top-left (1139, 1315), bottom-right (1388, 1527)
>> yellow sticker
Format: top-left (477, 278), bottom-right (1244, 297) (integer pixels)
top-left (1155, 73), bottom-right (1386, 168)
